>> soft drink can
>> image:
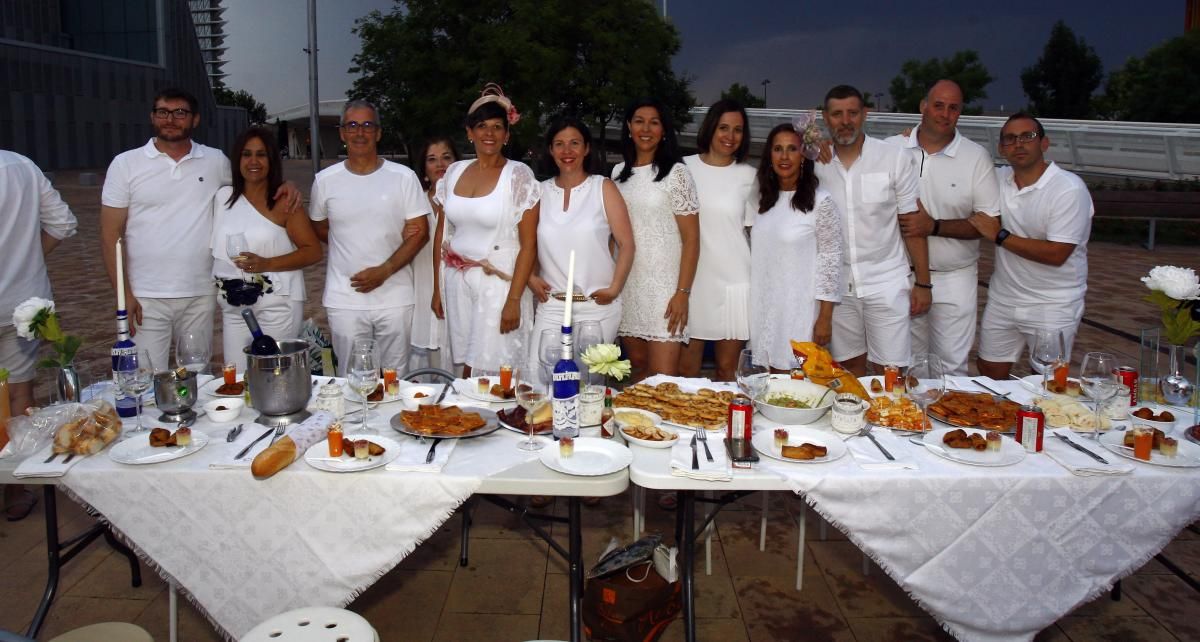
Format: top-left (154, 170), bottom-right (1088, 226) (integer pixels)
top-left (1015, 405), bottom-right (1044, 453)
top-left (727, 397), bottom-right (753, 441)
top-left (1113, 366), bottom-right (1138, 406)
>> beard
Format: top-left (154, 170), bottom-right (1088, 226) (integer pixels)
top-left (155, 122), bottom-right (192, 142)
top-left (833, 127), bottom-right (861, 146)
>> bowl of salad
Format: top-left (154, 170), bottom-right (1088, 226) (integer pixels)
top-left (752, 376), bottom-right (836, 425)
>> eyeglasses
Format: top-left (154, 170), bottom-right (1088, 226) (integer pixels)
top-left (152, 108), bottom-right (193, 120)
top-left (341, 121), bottom-right (378, 131)
top-left (999, 131), bottom-right (1040, 146)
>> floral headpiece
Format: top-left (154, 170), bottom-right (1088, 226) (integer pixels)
top-left (468, 83), bottom-right (521, 126)
top-left (791, 111), bottom-right (826, 161)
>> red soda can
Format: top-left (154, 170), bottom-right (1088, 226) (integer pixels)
top-left (1015, 405), bottom-right (1044, 453)
top-left (1113, 366), bottom-right (1138, 406)
top-left (727, 397), bottom-right (753, 441)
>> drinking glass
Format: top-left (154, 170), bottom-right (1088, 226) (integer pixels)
top-left (1080, 352), bottom-right (1120, 440)
top-left (176, 331), bottom-right (211, 375)
top-left (346, 346), bottom-right (378, 432)
top-left (904, 353), bottom-right (946, 433)
top-left (515, 369), bottom-right (547, 452)
top-left (538, 328), bottom-right (560, 388)
top-left (116, 353), bottom-right (154, 435)
top-left (1029, 329), bottom-right (1063, 392)
top-left (226, 232), bottom-right (249, 279)
top-left (735, 348), bottom-right (769, 400)
top-left (575, 321), bottom-right (604, 384)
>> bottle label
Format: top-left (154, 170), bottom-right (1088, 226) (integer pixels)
top-left (552, 394), bottom-right (580, 438)
top-left (553, 371), bottom-right (580, 383)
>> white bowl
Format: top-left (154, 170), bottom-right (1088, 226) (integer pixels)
top-left (400, 385), bottom-right (439, 410)
top-left (203, 398), bottom-right (244, 423)
top-left (614, 408), bottom-right (663, 431)
top-left (753, 377), bottom-right (835, 425)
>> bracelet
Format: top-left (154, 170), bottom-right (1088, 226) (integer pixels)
top-left (914, 282), bottom-right (933, 289)
top-left (931, 219), bottom-right (941, 237)
top-left (677, 288), bottom-right (691, 295)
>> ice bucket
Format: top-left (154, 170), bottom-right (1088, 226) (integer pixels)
top-left (245, 339), bottom-right (312, 427)
top-left (153, 368), bottom-right (198, 424)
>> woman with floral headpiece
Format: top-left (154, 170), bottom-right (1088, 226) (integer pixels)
top-left (432, 84), bottom-right (540, 375)
top-left (749, 119), bottom-right (844, 371)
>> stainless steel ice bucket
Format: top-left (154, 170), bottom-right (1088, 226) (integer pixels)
top-left (244, 340), bottom-right (312, 417)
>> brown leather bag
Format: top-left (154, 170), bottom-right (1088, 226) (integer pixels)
top-left (582, 562), bottom-right (680, 642)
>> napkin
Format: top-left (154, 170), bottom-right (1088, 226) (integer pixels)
top-left (1043, 428), bottom-right (1134, 476)
top-left (207, 426), bottom-right (277, 470)
top-left (13, 446), bottom-right (89, 478)
top-left (669, 431), bottom-right (732, 481)
top-left (386, 437), bottom-right (458, 473)
top-left (845, 429), bottom-right (919, 470)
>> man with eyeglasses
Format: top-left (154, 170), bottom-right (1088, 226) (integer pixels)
top-left (887, 80), bottom-right (1001, 376)
top-left (968, 113), bottom-right (1093, 379)
top-left (309, 99), bottom-right (430, 375)
top-left (100, 87), bottom-right (300, 370)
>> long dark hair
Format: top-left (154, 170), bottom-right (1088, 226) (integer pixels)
top-left (542, 116), bottom-right (594, 176)
top-left (615, 98), bottom-right (681, 183)
top-left (227, 126), bottom-right (283, 209)
top-left (696, 99), bottom-right (751, 163)
top-left (416, 136), bottom-right (460, 191)
top-left (756, 124), bottom-right (818, 213)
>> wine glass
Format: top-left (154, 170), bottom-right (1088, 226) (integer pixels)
top-left (175, 331), bottom-right (211, 375)
top-left (905, 353), bottom-right (946, 433)
top-left (575, 321), bottom-right (604, 385)
top-left (538, 329), bottom-right (559, 388)
top-left (735, 348), bottom-right (769, 401)
top-left (116, 353), bottom-right (154, 435)
top-left (226, 232), bottom-right (249, 280)
top-left (515, 369), bottom-right (547, 452)
top-left (1029, 329), bottom-right (1063, 393)
top-left (1080, 352), bottom-right (1120, 441)
top-left (346, 346), bottom-right (378, 433)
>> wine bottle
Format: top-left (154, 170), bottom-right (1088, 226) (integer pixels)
top-left (552, 324), bottom-right (581, 439)
top-left (241, 308), bottom-right (281, 356)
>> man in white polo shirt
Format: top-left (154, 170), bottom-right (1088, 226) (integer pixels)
top-left (969, 113), bottom-right (1093, 379)
top-left (310, 100), bottom-right (430, 374)
top-left (889, 80), bottom-right (1001, 375)
top-left (815, 85), bottom-right (930, 376)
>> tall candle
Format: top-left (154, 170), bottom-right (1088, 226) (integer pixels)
top-left (115, 238), bottom-right (126, 312)
top-left (562, 250), bottom-right (576, 329)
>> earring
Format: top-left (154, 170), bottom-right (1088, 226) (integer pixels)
top-left (468, 139), bottom-right (473, 144)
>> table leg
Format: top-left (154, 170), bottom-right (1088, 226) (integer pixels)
top-left (569, 496), bottom-right (582, 642)
top-left (101, 526), bottom-right (142, 587)
top-left (26, 486), bottom-right (61, 639)
top-left (169, 580), bottom-right (178, 642)
top-left (459, 497), bottom-right (474, 567)
top-left (680, 490), bottom-right (696, 642)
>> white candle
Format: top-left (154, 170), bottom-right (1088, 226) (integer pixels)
top-left (115, 238), bottom-right (126, 312)
top-left (562, 250), bottom-right (576, 329)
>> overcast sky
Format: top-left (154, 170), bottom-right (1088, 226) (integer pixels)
top-left (221, 0), bottom-right (1185, 115)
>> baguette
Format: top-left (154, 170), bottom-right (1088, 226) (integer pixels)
top-left (250, 411), bottom-right (336, 478)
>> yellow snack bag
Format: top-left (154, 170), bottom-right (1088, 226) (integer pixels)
top-left (789, 340), bottom-right (869, 400)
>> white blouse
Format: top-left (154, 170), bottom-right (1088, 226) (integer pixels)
top-left (537, 174), bottom-right (614, 296)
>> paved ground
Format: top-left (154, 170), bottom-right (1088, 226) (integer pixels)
top-left (2, 162), bottom-right (1197, 641)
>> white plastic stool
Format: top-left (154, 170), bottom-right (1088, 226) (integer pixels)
top-left (241, 607), bottom-right (379, 642)
top-left (47, 622), bottom-right (153, 642)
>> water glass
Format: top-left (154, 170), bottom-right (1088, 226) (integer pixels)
top-left (1030, 329), bottom-right (1063, 391)
top-left (905, 353), bottom-right (946, 432)
top-left (735, 349), bottom-right (768, 400)
top-left (176, 331), bottom-right (211, 375)
top-left (116, 353), bottom-right (154, 435)
top-left (538, 329), bottom-right (560, 388)
top-left (1080, 352), bottom-right (1120, 440)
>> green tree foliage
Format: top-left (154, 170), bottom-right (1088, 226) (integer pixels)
top-left (1020, 21), bottom-right (1103, 119)
top-left (349, 0), bottom-right (693, 166)
top-left (1095, 31), bottom-right (1200, 123)
top-left (888, 50), bottom-right (993, 114)
top-left (719, 82), bottom-right (766, 108)
top-left (213, 86), bottom-right (268, 125)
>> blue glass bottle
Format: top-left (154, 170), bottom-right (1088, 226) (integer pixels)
top-left (111, 309), bottom-right (137, 417)
top-left (551, 325), bottom-right (580, 439)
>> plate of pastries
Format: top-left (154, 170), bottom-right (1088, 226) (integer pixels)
top-left (865, 396), bottom-right (930, 432)
top-left (390, 404), bottom-right (499, 439)
top-left (921, 427), bottom-right (1025, 467)
top-left (612, 382), bottom-right (735, 430)
top-left (927, 391), bottom-right (1021, 432)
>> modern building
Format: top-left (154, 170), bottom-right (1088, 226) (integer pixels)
top-left (188, 0), bottom-right (226, 87)
top-left (0, 0), bottom-right (246, 171)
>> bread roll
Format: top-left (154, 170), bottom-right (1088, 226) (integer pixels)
top-left (250, 411), bottom-right (336, 478)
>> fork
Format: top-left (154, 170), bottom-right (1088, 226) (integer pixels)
top-left (267, 423), bottom-right (286, 448)
top-left (695, 427), bottom-right (714, 462)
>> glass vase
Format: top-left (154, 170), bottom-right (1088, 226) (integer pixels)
top-left (1159, 343), bottom-right (1196, 407)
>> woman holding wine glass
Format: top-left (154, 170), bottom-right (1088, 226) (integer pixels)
top-left (211, 127), bottom-right (321, 365)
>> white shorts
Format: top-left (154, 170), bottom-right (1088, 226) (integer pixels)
top-left (0, 324), bottom-right (38, 383)
top-left (978, 297), bottom-right (1083, 364)
top-left (830, 286), bottom-right (912, 367)
top-left (326, 305), bottom-right (414, 377)
top-left (910, 266), bottom-right (978, 376)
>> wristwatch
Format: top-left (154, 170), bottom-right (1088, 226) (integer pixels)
top-left (931, 219), bottom-right (941, 237)
top-left (995, 228), bottom-right (1011, 246)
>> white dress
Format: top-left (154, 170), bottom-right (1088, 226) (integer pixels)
top-left (682, 155), bottom-right (756, 340)
top-left (610, 162), bottom-right (699, 342)
top-left (410, 198), bottom-right (447, 351)
top-left (749, 188), bottom-right (844, 371)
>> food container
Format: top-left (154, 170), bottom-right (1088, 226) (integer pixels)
top-left (752, 377), bottom-right (835, 425)
top-left (830, 394), bottom-right (868, 434)
top-left (153, 368), bottom-right (198, 424)
top-left (315, 383), bottom-right (345, 418)
top-left (245, 339), bottom-right (313, 427)
top-left (400, 385), bottom-right (438, 410)
top-left (203, 398), bottom-right (244, 423)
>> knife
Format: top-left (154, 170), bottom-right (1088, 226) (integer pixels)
top-left (425, 439), bottom-right (440, 463)
top-left (690, 433), bottom-right (699, 470)
top-left (434, 380), bottom-right (453, 405)
top-left (971, 378), bottom-right (1011, 399)
top-left (1054, 433), bottom-right (1109, 464)
top-left (235, 427), bottom-right (276, 460)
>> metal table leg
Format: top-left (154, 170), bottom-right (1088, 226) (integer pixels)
top-left (569, 497), bottom-right (582, 642)
top-left (680, 490), bottom-right (696, 642)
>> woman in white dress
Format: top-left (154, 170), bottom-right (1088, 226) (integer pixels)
top-left (749, 121), bottom-right (843, 371)
top-left (432, 84), bottom-right (540, 376)
top-left (410, 136), bottom-right (458, 376)
top-left (211, 126), bottom-right (322, 362)
top-left (529, 117), bottom-right (635, 372)
top-left (611, 98), bottom-right (700, 380)
top-left (679, 100), bottom-right (757, 381)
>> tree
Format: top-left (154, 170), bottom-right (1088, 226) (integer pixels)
top-left (349, 0), bottom-right (693, 168)
top-left (213, 86), bottom-right (268, 125)
top-left (888, 50), bottom-right (993, 114)
top-left (1020, 21), bottom-right (1103, 119)
top-left (1095, 31), bottom-right (1200, 122)
top-left (719, 82), bottom-right (766, 108)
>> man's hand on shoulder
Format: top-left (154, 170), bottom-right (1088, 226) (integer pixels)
top-left (274, 181), bottom-right (304, 213)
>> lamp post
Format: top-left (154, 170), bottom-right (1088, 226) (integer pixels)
top-left (761, 79), bottom-right (771, 106)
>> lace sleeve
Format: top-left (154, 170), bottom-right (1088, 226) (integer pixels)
top-left (667, 163), bottom-right (699, 215)
top-left (509, 162), bottom-right (540, 218)
top-left (814, 193), bottom-right (844, 303)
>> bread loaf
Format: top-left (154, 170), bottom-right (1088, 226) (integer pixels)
top-left (250, 411), bottom-right (336, 478)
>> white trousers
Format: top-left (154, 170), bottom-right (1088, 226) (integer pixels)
top-left (528, 297), bottom-right (623, 386)
top-left (135, 295), bottom-right (216, 371)
top-left (326, 306), bottom-right (415, 377)
top-left (218, 293), bottom-right (304, 366)
top-left (978, 296), bottom-right (1083, 364)
top-left (910, 266), bottom-right (978, 376)
top-left (830, 286), bottom-right (912, 367)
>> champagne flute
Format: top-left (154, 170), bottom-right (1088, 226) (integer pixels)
top-left (905, 353), bottom-right (946, 433)
top-left (116, 353), bottom-right (154, 435)
top-left (736, 348), bottom-right (769, 401)
top-left (1080, 352), bottom-right (1120, 441)
top-left (347, 346), bottom-right (378, 433)
top-left (1030, 329), bottom-right (1063, 392)
top-left (175, 331), bottom-right (211, 375)
top-left (515, 369), bottom-right (547, 452)
top-left (538, 328), bottom-right (559, 388)
top-left (226, 232), bottom-right (249, 281)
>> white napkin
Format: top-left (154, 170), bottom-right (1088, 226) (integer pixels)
top-left (386, 437), bottom-right (458, 473)
top-left (207, 426), bottom-right (277, 470)
top-left (844, 429), bottom-right (920, 470)
top-left (669, 430), bottom-right (732, 481)
top-left (1044, 428), bottom-right (1134, 476)
top-left (13, 446), bottom-right (89, 478)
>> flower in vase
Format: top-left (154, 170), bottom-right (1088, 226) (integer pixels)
top-left (1142, 266), bottom-right (1200, 346)
top-left (10, 297), bottom-right (81, 368)
top-left (581, 343), bottom-right (632, 381)
top-left (12, 297), bottom-right (54, 340)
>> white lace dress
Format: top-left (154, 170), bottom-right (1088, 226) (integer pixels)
top-left (749, 188), bottom-right (844, 370)
top-left (611, 162), bottom-right (700, 342)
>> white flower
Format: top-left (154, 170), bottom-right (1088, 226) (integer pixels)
top-left (580, 343), bottom-right (632, 381)
top-left (1142, 266), bottom-right (1200, 301)
top-left (12, 297), bottom-right (54, 340)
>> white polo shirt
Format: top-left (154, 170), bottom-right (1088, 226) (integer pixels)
top-left (309, 160), bottom-right (431, 310)
top-left (886, 128), bottom-right (1001, 272)
top-left (989, 163), bottom-right (1093, 307)
top-left (101, 139), bottom-right (231, 298)
top-left (0, 151), bottom-right (78, 323)
top-left (814, 135), bottom-right (919, 298)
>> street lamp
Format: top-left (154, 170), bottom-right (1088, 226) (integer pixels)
top-left (761, 79), bottom-right (771, 105)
